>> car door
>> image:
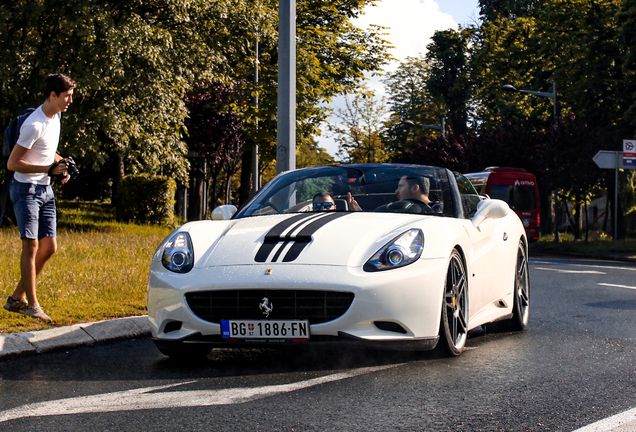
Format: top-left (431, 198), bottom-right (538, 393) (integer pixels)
top-left (454, 173), bottom-right (507, 324)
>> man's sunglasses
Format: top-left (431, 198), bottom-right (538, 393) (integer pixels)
top-left (313, 202), bottom-right (334, 210)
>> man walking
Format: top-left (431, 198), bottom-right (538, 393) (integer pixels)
top-left (3, 73), bottom-right (75, 322)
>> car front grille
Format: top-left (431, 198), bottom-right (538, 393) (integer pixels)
top-left (185, 290), bottom-right (355, 325)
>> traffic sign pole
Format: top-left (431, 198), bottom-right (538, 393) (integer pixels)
top-left (593, 149), bottom-right (635, 246)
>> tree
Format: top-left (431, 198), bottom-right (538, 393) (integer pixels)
top-left (616, 0), bottom-right (636, 135)
top-left (296, 137), bottom-right (334, 168)
top-left (425, 28), bottom-right (474, 135)
top-left (478, 0), bottom-right (545, 22)
top-left (329, 87), bottom-right (389, 163)
top-left (382, 56), bottom-right (438, 159)
top-left (402, 131), bottom-right (469, 172)
top-left (0, 0), bottom-right (392, 208)
top-left (184, 82), bottom-right (246, 214)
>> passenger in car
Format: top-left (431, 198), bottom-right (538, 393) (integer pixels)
top-left (312, 191), bottom-right (336, 211)
top-left (313, 191), bottom-right (362, 211)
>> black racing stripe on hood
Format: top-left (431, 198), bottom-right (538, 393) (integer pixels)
top-left (255, 212), bottom-right (351, 263)
top-left (282, 212), bottom-right (350, 262)
top-left (255, 213), bottom-right (322, 262)
top-left (264, 213), bottom-right (320, 240)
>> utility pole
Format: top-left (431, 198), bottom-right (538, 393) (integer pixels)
top-left (276, 0), bottom-right (296, 174)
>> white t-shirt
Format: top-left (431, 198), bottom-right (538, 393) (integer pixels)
top-left (14, 106), bottom-right (60, 185)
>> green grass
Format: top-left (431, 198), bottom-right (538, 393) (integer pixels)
top-left (529, 232), bottom-right (636, 258)
top-left (0, 201), bottom-right (173, 334)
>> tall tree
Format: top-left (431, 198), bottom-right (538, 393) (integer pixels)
top-left (425, 28), bottom-right (474, 135)
top-left (329, 87), bottom-right (389, 163)
top-left (478, 0), bottom-right (545, 22)
top-left (617, 0), bottom-right (636, 136)
top-left (184, 82), bottom-right (246, 212)
top-left (382, 56), bottom-right (443, 160)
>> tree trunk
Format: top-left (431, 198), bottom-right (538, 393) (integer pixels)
top-left (112, 152), bottom-right (125, 208)
top-left (188, 158), bottom-right (206, 221)
top-left (239, 148), bottom-right (254, 207)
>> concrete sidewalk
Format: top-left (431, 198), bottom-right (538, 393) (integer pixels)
top-left (0, 315), bottom-right (151, 360)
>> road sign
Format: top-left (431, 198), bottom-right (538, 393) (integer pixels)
top-left (592, 147), bottom-right (635, 247)
top-left (624, 140), bottom-right (636, 168)
top-left (593, 150), bottom-right (635, 170)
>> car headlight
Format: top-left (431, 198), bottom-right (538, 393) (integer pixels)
top-left (161, 231), bottom-right (194, 273)
top-left (364, 229), bottom-right (424, 272)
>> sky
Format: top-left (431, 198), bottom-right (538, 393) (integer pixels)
top-left (316, 0), bottom-right (480, 156)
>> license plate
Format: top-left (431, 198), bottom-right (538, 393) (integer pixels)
top-left (221, 320), bottom-right (310, 341)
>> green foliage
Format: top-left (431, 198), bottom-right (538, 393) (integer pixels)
top-left (329, 87), bottom-right (389, 163)
top-left (116, 174), bottom-right (176, 225)
top-left (0, 0), bottom-right (393, 209)
top-left (296, 137), bottom-right (334, 168)
top-left (425, 28), bottom-right (474, 134)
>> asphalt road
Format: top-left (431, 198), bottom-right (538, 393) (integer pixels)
top-left (1, 256), bottom-right (636, 432)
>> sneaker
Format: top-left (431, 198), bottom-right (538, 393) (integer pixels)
top-left (24, 305), bottom-right (52, 322)
top-left (4, 296), bottom-right (28, 314)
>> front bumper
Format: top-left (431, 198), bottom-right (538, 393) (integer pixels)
top-left (148, 258), bottom-right (448, 350)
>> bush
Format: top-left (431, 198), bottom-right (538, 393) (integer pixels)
top-left (116, 174), bottom-right (176, 225)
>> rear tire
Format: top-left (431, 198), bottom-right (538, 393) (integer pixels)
top-left (437, 249), bottom-right (468, 356)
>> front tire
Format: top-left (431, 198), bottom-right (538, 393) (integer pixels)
top-left (438, 249), bottom-right (468, 356)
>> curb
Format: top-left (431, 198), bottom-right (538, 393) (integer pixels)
top-left (0, 315), bottom-right (151, 360)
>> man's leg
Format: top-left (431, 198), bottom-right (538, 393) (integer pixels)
top-left (12, 236), bottom-right (57, 307)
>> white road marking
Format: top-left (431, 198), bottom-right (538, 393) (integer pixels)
top-left (0, 364), bottom-right (400, 423)
top-left (535, 267), bottom-right (606, 274)
top-left (533, 261), bottom-right (636, 272)
top-left (572, 264), bottom-right (636, 272)
top-left (571, 407), bottom-right (636, 432)
top-left (597, 283), bottom-right (636, 290)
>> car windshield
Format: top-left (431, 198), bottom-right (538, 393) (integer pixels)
top-left (235, 164), bottom-right (454, 219)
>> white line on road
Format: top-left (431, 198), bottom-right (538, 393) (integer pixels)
top-left (571, 407), bottom-right (636, 432)
top-left (535, 267), bottom-right (606, 274)
top-left (533, 261), bottom-right (636, 272)
top-left (597, 283), bottom-right (636, 290)
top-left (0, 364), bottom-right (401, 423)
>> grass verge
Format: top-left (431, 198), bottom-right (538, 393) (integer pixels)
top-left (529, 232), bottom-right (636, 259)
top-left (0, 201), bottom-right (172, 334)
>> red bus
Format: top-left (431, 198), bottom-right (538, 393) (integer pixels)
top-left (465, 167), bottom-right (541, 242)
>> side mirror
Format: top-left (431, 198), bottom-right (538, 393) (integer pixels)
top-left (472, 199), bottom-right (510, 228)
top-left (212, 205), bottom-right (237, 221)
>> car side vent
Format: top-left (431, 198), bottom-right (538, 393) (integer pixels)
top-left (374, 321), bottom-right (408, 334)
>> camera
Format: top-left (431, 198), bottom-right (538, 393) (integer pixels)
top-left (63, 156), bottom-right (80, 180)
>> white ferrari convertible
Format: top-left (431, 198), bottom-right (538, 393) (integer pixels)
top-left (148, 164), bottom-right (529, 358)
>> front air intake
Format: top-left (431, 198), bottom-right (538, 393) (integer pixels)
top-left (185, 290), bottom-right (355, 325)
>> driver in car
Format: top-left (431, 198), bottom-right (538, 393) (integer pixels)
top-left (377, 175), bottom-right (440, 214)
top-left (396, 175), bottom-right (431, 204)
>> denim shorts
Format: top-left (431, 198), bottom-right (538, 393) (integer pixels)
top-left (9, 179), bottom-right (57, 240)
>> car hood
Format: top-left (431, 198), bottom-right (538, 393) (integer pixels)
top-left (185, 212), bottom-right (431, 268)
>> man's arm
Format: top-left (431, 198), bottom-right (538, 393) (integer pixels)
top-left (7, 145), bottom-right (68, 177)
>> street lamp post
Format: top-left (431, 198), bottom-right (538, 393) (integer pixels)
top-left (501, 82), bottom-right (557, 122)
top-left (402, 118), bottom-right (446, 138)
top-left (501, 81), bottom-right (559, 242)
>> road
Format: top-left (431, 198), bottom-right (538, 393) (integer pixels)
top-left (1, 256), bottom-right (635, 431)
